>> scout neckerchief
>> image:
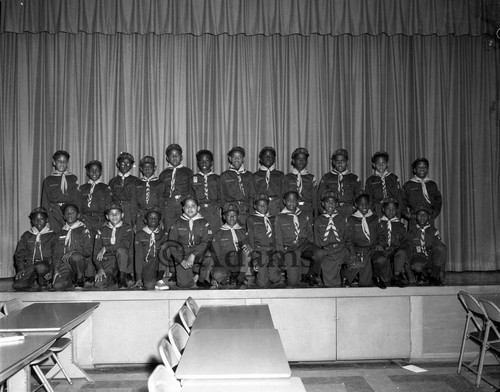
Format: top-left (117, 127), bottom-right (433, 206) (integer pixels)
top-left (229, 165), bottom-right (246, 196)
top-left (143, 226), bottom-right (160, 261)
top-left (87, 179), bottom-right (103, 207)
top-left (106, 221), bottom-right (123, 245)
top-left (198, 171), bottom-right (215, 201)
top-left (353, 210), bottom-right (373, 241)
top-left (322, 212), bottom-right (340, 242)
top-left (181, 212), bottom-right (203, 247)
top-left (331, 169), bottom-right (350, 195)
top-left (291, 168), bottom-right (308, 196)
top-left (254, 211), bottom-right (273, 238)
top-left (221, 222), bottom-right (243, 250)
top-left (281, 207), bottom-right (301, 244)
top-left (417, 224), bottom-right (430, 256)
top-left (380, 215), bottom-right (399, 247)
top-left (410, 175), bottom-right (432, 204)
top-left (51, 170), bottom-right (71, 194)
top-left (118, 171), bottom-right (131, 188)
top-left (169, 164), bottom-right (184, 197)
top-left (29, 226), bottom-right (53, 261)
top-left (259, 164), bottom-right (275, 190)
top-left (61, 220), bottom-right (85, 252)
top-left (375, 170), bottom-right (391, 200)
top-left (141, 175), bottom-right (159, 205)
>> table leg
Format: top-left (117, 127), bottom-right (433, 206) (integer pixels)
top-left (7, 365), bottom-right (30, 392)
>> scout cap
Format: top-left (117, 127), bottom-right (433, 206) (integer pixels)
top-left (382, 198), bottom-right (399, 207)
top-left (223, 203), bottom-right (240, 214)
top-left (117, 152), bottom-right (135, 163)
top-left (53, 150), bottom-right (70, 160)
top-left (29, 207), bottom-right (48, 219)
top-left (227, 146), bottom-right (245, 157)
top-left (166, 144), bottom-right (182, 156)
top-left (291, 147), bottom-right (309, 159)
top-left (61, 203), bottom-right (79, 213)
top-left (139, 155), bottom-right (156, 166)
top-left (371, 151), bottom-right (389, 163)
top-left (282, 190), bottom-right (300, 200)
top-left (182, 195), bottom-right (199, 206)
top-left (85, 160), bottom-right (102, 171)
top-left (196, 149), bottom-right (214, 161)
top-left (354, 192), bottom-right (370, 204)
top-left (414, 205), bottom-right (431, 214)
top-left (254, 193), bottom-right (270, 203)
top-left (412, 157), bottom-right (429, 169)
top-left (331, 149), bottom-right (349, 160)
top-left (259, 146), bottom-right (276, 158)
top-left (321, 190), bottom-right (339, 202)
top-left (105, 202), bottom-right (123, 213)
top-left (145, 207), bottom-right (162, 219)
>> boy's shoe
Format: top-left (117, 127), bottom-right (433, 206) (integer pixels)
top-left (391, 276), bottom-right (407, 288)
top-left (196, 280), bottom-right (211, 288)
top-left (84, 277), bottom-right (94, 288)
top-left (126, 273), bottom-right (135, 288)
top-left (341, 278), bottom-right (351, 288)
top-left (75, 278), bottom-right (85, 289)
top-left (155, 279), bottom-right (170, 290)
top-left (209, 279), bottom-right (219, 290)
top-left (374, 277), bottom-right (387, 290)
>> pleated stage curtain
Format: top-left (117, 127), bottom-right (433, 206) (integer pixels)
top-left (0, 0), bottom-right (499, 277)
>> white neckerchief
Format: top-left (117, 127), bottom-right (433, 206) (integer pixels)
top-left (230, 165), bottom-right (246, 195)
top-left (260, 164), bottom-right (275, 189)
top-left (143, 226), bottom-right (160, 260)
top-left (87, 179), bottom-right (103, 207)
top-left (331, 169), bottom-right (350, 194)
top-left (141, 175), bottom-right (159, 184)
top-left (169, 164), bottom-right (184, 197)
top-left (254, 211), bottom-right (272, 238)
top-left (52, 170), bottom-right (71, 194)
top-left (106, 221), bottom-right (123, 245)
top-left (291, 168), bottom-right (308, 196)
top-left (375, 170), bottom-right (391, 199)
top-left (61, 220), bottom-right (85, 251)
top-left (221, 222), bottom-right (243, 250)
top-left (410, 175), bottom-right (432, 204)
top-left (29, 226), bottom-right (53, 261)
top-left (380, 215), bottom-right (399, 246)
top-left (181, 213), bottom-right (203, 246)
top-left (323, 212), bottom-right (340, 242)
top-left (198, 171), bottom-right (215, 200)
top-left (353, 210), bottom-right (374, 241)
top-left (282, 207), bottom-right (301, 243)
top-left (418, 224), bottom-right (431, 255)
top-left (118, 171), bottom-right (131, 187)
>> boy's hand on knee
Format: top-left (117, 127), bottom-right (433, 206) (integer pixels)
top-left (186, 254), bottom-right (195, 268)
top-left (97, 247), bottom-right (106, 261)
top-left (15, 270), bottom-right (26, 280)
top-left (95, 268), bottom-right (106, 282)
top-left (180, 260), bottom-right (189, 269)
top-left (61, 251), bottom-right (75, 263)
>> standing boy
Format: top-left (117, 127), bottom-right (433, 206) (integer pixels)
top-left (93, 202), bottom-right (134, 289)
top-left (313, 191), bottom-right (350, 287)
top-left (254, 147), bottom-right (284, 217)
top-left (365, 151), bottom-right (402, 218)
top-left (317, 149), bottom-right (361, 219)
top-left (109, 152), bottom-right (138, 226)
top-left (41, 150), bottom-right (80, 232)
top-left (13, 207), bottom-right (57, 291)
top-left (220, 147), bottom-right (255, 225)
top-left (282, 148), bottom-right (317, 220)
top-left (134, 156), bottom-right (164, 231)
top-left (52, 204), bottom-right (93, 290)
top-left (275, 190), bottom-right (325, 287)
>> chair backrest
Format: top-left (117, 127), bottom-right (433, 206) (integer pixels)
top-left (147, 365), bottom-right (181, 392)
top-left (179, 305), bottom-right (196, 332)
top-left (457, 291), bottom-right (487, 331)
top-left (159, 338), bottom-right (180, 369)
top-left (480, 299), bottom-right (500, 344)
top-left (3, 298), bottom-right (26, 315)
top-left (167, 323), bottom-right (189, 358)
top-left (186, 297), bottom-right (200, 316)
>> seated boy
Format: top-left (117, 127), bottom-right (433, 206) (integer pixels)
top-left (317, 149), bottom-right (361, 219)
top-left (109, 152), bottom-right (138, 226)
top-left (134, 156), bottom-right (164, 231)
top-left (168, 196), bottom-right (212, 289)
top-left (220, 147), bottom-right (255, 225)
top-left (93, 202), bottom-right (134, 289)
top-left (282, 148), bottom-right (317, 220)
top-left (345, 193), bottom-right (388, 289)
top-left (313, 191), bottom-right (350, 287)
top-left (212, 203), bottom-right (252, 289)
top-left (246, 193), bottom-right (282, 288)
top-left (41, 150), bottom-right (80, 232)
top-left (13, 207), bottom-right (57, 291)
top-left (275, 190), bottom-right (325, 287)
top-left (52, 204), bottom-right (93, 290)
top-left (254, 147), bottom-right (284, 217)
top-left (80, 160), bottom-right (112, 234)
top-left (374, 198), bottom-right (413, 287)
top-left (407, 205), bottom-right (447, 286)
top-left (365, 151), bottom-right (402, 218)
top-left (134, 209), bottom-right (168, 290)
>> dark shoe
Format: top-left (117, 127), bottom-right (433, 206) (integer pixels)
top-left (125, 273), bottom-right (135, 288)
top-left (428, 276), bottom-right (443, 286)
top-left (196, 280), bottom-right (211, 288)
top-left (75, 278), bottom-right (85, 289)
top-left (391, 276), bottom-right (407, 288)
top-left (341, 278), bottom-right (351, 288)
top-left (118, 272), bottom-right (127, 289)
top-left (374, 277), bottom-right (387, 289)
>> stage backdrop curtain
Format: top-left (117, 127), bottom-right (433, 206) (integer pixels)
top-left (0, 31), bottom-right (499, 278)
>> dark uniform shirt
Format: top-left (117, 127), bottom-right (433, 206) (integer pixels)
top-left (14, 228), bottom-right (57, 270)
top-left (220, 169), bottom-right (255, 206)
top-left (402, 178), bottom-right (442, 219)
top-left (274, 209), bottom-right (313, 251)
top-left (79, 182), bottom-right (113, 228)
top-left (189, 172), bottom-right (221, 206)
top-left (313, 213), bottom-right (348, 249)
top-left (53, 222), bottom-right (93, 271)
top-left (365, 172), bottom-right (402, 212)
top-left (317, 171), bottom-right (361, 210)
top-left (159, 166), bottom-right (193, 201)
top-left (168, 215), bottom-right (212, 259)
top-left (93, 223), bottom-right (133, 269)
top-left (246, 214), bottom-right (276, 249)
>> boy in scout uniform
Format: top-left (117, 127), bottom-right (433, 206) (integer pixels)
top-left (109, 152), bottom-right (138, 226)
top-left (254, 146), bottom-right (284, 217)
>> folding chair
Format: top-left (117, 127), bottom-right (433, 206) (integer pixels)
top-left (479, 299), bottom-right (500, 389)
top-left (179, 305), bottom-right (196, 333)
top-left (168, 323), bottom-right (189, 358)
top-left (159, 338), bottom-right (180, 370)
top-left (148, 364), bottom-right (181, 392)
top-left (185, 297), bottom-right (200, 316)
top-left (457, 291), bottom-right (490, 387)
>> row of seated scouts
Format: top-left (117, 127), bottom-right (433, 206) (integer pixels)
top-left (13, 145), bottom-right (447, 291)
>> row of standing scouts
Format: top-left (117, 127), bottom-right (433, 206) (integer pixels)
top-left (13, 145), bottom-right (447, 291)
